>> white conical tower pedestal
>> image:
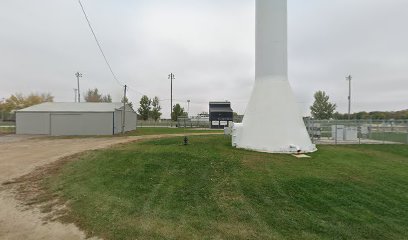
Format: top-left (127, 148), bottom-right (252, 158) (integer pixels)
top-left (232, 0), bottom-right (316, 153)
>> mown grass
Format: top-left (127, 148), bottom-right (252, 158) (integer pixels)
top-left (370, 132), bottom-right (408, 144)
top-left (126, 127), bottom-right (221, 136)
top-left (44, 127), bottom-right (221, 139)
top-left (46, 136), bottom-right (408, 239)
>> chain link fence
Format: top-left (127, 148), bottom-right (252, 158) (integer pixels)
top-left (137, 119), bottom-right (173, 128)
top-left (137, 119), bottom-right (210, 128)
top-left (305, 119), bottom-right (408, 145)
top-left (176, 118), bottom-right (210, 128)
top-left (2, 112), bottom-right (408, 145)
top-left (0, 112), bottom-right (16, 134)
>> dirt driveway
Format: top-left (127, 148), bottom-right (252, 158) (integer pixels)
top-left (0, 133), bottom-right (219, 240)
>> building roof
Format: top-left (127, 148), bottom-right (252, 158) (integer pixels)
top-left (210, 107), bottom-right (233, 113)
top-left (17, 102), bottom-right (130, 113)
top-left (209, 101), bottom-right (233, 113)
top-left (209, 101), bottom-right (231, 103)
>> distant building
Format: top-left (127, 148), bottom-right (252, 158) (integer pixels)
top-left (191, 113), bottom-right (209, 123)
top-left (209, 101), bottom-right (233, 129)
top-left (16, 102), bottom-right (137, 136)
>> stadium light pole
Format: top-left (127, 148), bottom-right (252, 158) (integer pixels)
top-left (75, 72), bottom-right (83, 103)
top-left (74, 88), bottom-right (78, 103)
top-left (346, 75), bottom-right (352, 120)
top-left (187, 100), bottom-right (190, 117)
top-left (168, 73), bottom-right (175, 123)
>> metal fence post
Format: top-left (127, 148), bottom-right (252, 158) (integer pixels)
top-left (335, 124), bottom-right (338, 145)
top-left (383, 123), bottom-right (386, 144)
top-left (406, 126), bottom-right (408, 145)
top-left (358, 120), bottom-right (361, 145)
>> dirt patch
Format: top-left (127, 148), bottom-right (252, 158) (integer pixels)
top-left (0, 133), bottom-right (221, 240)
top-left (3, 153), bottom-right (88, 236)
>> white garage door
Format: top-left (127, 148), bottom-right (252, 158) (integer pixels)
top-left (50, 113), bottom-right (113, 136)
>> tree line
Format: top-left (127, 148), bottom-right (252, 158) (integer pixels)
top-left (333, 110), bottom-right (408, 120)
top-left (136, 95), bottom-right (187, 121)
top-left (0, 93), bottom-right (54, 112)
top-left (310, 90), bottom-right (408, 120)
top-left (137, 96), bottom-right (162, 121)
top-left (1, 91), bottom-right (185, 122)
top-left (0, 88), bottom-right (131, 113)
top-left (2, 89), bottom-right (406, 121)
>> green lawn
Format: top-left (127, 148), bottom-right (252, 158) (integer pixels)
top-left (126, 127), bottom-right (221, 136)
top-left (44, 136), bottom-right (408, 240)
top-left (370, 132), bottom-right (408, 144)
top-left (44, 127), bottom-right (221, 139)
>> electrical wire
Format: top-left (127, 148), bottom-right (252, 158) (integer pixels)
top-left (77, 0), bottom-right (250, 111)
top-left (78, 0), bottom-right (124, 87)
top-left (78, 0), bottom-right (153, 101)
top-left (77, 1), bottom-right (263, 113)
top-left (127, 86), bottom-right (147, 97)
top-left (77, 2), bottom-right (204, 106)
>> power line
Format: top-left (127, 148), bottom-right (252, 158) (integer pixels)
top-left (78, 0), bottom-right (124, 87)
top-left (76, 2), bottom-right (181, 104)
top-left (127, 85), bottom-right (148, 97)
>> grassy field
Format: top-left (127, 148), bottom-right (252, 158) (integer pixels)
top-left (41, 136), bottom-right (408, 240)
top-left (370, 132), bottom-right (408, 144)
top-left (42, 127), bottom-right (222, 139)
top-left (0, 125), bottom-right (15, 134)
top-left (126, 127), bottom-right (221, 136)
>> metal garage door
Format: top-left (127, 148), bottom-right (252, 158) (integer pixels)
top-left (50, 114), bottom-right (85, 136)
top-left (50, 113), bottom-right (113, 136)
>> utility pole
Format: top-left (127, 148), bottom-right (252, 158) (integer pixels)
top-left (0, 98), bottom-right (4, 121)
top-left (187, 100), bottom-right (190, 117)
top-left (122, 85), bottom-right (127, 134)
top-left (74, 89), bottom-right (78, 103)
top-left (75, 72), bottom-right (82, 103)
top-left (346, 75), bottom-right (352, 120)
top-left (168, 73), bottom-right (175, 123)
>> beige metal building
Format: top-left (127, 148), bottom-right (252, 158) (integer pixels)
top-left (16, 102), bottom-right (137, 136)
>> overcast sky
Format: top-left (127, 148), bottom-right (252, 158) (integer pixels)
top-left (1, 0), bottom-right (407, 118)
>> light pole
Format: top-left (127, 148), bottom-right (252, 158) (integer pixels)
top-left (346, 75), bottom-right (352, 120)
top-left (0, 98), bottom-right (4, 121)
top-left (187, 100), bottom-right (190, 117)
top-left (75, 72), bottom-right (83, 103)
top-left (122, 85), bottom-right (127, 134)
top-left (74, 88), bottom-right (78, 103)
top-left (168, 73), bottom-right (175, 122)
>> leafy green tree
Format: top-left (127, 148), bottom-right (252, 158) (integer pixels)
top-left (102, 95), bottom-right (112, 103)
top-left (137, 95), bottom-right (151, 120)
top-left (150, 96), bottom-right (162, 122)
top-left (355, 111), bottom-right (369, 120)
top-left (310, 91), bottom-right (336, 120)
top-left (0, 93), bottom-right (54, 112)
top-left (333, 112), bottom-right (345, 120)
top-left (84, 88), bottom-right (112, 102)
top-left (371, 112), bottom-right (387, 120)
top-left (172, 104), bottom-right (186, 121)
top-left (121, 96), bottom-right (133, 109)
top-left (233, 112), bottom-right (244, 122)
